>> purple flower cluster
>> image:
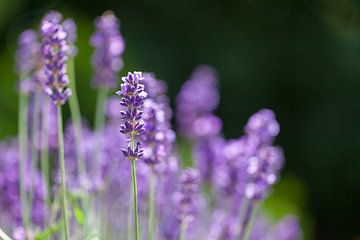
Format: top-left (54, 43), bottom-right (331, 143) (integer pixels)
top-left (173, 169), bottom-right (200, 225)
top-left (243, 109), bottom-right (284, 201)
top-left (4, 10), bottom-right (305, 240)
top-left (142, 73), bottom-right (175, 166)
top-left (0, 140), bottom-right (45, 230)
top-left (15, 29), bottom-right (45, 94)
top-left (40, 14), bottom-right (72, 105)
top-left (117, 72), bottom-right (147, 160)
top-left (176, 65), bottom-right (221, 139)
top-left (91, 11), bottom-right (125, 89)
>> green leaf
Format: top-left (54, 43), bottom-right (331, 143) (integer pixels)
top-left (74, 206), bottom-right (85, 225)
top-left (34, 222), bottom-right (62, 240)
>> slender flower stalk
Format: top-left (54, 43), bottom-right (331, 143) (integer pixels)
top-left (41, 14), bottom-right (72, 239)
top-left (117, 72), bottom-right (147, 240)
top-left (148, 170), bottom-right (155, 240)
top-left (68, 57), bottom-right (86, 178)
top-left (57, 106), bottom-right (70, 240)
top-left (18, 81), bottom-right (29, 229)
top-left (40, 97), bottom-right (51, 217)
top-left (15, 29), bottom-right (41, 230)
top-left (0, 227), bottom-right (12, 240)
top-left (28, 90), bottom-right (41, 227)
top-left (239, 201), bottom-right (260, 240)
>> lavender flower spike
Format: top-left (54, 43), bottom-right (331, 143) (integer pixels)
top-left (41, 16), bottom-right (71, 105)
top-left (174, 168), bottom-right (200, 240)
top-left (117, 71), bottom-right (147, 240)
top-left (91, 11), bottom-right (125, 89)
top-left (117, 71), bottom-right (147, 159)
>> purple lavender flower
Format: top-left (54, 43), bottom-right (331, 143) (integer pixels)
top-left (15, 29), bottom-right (43, 93)
top-left (40, 15), bottom-right (72, 105)
top-left (117, 71), bottom-right (147, 160)
top-left (0, 139), bottom-right (46, 231)
top-left (176, 65), bottom-right (220, 139)
top-left (141, 73), bottom-right (175, 167)
top-left (245, 145), bottom-right (284, 201)
top-left (91, 11), bottom-right (125, 89)
top-left (173, 169), bottom-right (200, 225)
top-left (62, 19), bottom-right (77, 56)
top-left (244, 109), bottom-right (280, 146)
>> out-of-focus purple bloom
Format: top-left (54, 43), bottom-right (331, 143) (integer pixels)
top-left (141, 73), bottom-right (175, 166)
top-left (0, 139), bottom-right (46, 232)
top-left (173, 169), bottom-right (200, 225)
top-left (208, 210), bottom-right (239, 240)
top-left (91, 11), bottom-right (125, 89)
top-left (245, 145), bottom-right (284, 200)
top-left (176, 65), bottom-right (220, 139)
top-left (194, 136), bottom-right (224, 184)
top-left (40, 14), bottom-right (72, 105)
top-left (117, 72), bottom-right (147, 160)
top-left (62, 19), bottom-right (77, 56)
top-left (244, 109), bottom-right (280, 146)
top-left (15, 29), bottom-right (43, 93)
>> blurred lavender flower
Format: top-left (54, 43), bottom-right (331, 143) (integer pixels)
top-left (142, 73), bottom-right (175, 167)
top-left (245, 145), bottom-right (284, 201)
top-left (244, 109), bottom-right (280, 146)
top-left (117, 72), bottom-right (147, 160)
top-left (176, 65), bottom-right (220, 139)
top-left (91, 11), bottom-right (125, 89)
top-left (173, 169), bottom-right (200, 226)
top-left (15, 29), bottom-right (43, 93)
top-left (0, 140), bottom-right (46, 231)
top-left (40, 15), bottom-right (72, 105)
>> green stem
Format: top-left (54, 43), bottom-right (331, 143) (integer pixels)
top-left (57, 105), bottom-right (70, 240)
top-left (130, 159), bottom-right (139, 240)
top-left (178, 221), bottom-right (187, 240)
top-left (148, 170), bottom-right (155, 240)
top-left (27, 90), bottom-right (41, 227)
top-left (94, 87), bottom-right (108, 131)
top-left (239, 201), bottom-right (260, 240)
top-left (18, 89), bottom-right (29, 230)
top-left (40, 97), bottom-right (51, 221)
top-left (0, 227), bottom-right (13, 240)
top-left (68, 57), bottom-right (86, 177)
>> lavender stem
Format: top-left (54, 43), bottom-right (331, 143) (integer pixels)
top-left (148, 170), bottom-right (155, 240)
top-left (18, 81), bottom-right (29, 230)
top-left (68, 57), bottom-right (86, 178)
top-left (27, 90), bottom-right (42, 227)
top-left (239, 201), bottom-right (260, 240)
top-left (40, 97), bottom-right (51, 223)
top-left (131, 160), bottom-right (139, 240)
top-left (57, 105), bottom-right (70, 240)
top-left (179, 221), bottom-right (187, 240)
top-left (0, 227), bottom-right (12, 240)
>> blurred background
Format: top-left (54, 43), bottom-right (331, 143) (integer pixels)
top-left (0, 0), bottom-right (359, 239)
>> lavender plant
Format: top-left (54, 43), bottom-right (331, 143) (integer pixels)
top-left (0, 9), bottom-right (304, 240)
top-left (41, 13), bottom-right (72, 239)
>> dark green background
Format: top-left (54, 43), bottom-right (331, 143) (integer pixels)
top-left (0, 0), bottom-right (359, 239)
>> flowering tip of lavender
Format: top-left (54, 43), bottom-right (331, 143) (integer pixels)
top-left (41, 14), bottom-right (72, 105)
top-left (118, 71), bottom-right (147, 160)
top-left (176, 65), bottom-right (220, 138)
top-left (91, 11), bottom-right (125, 88)
top-left (245, 145), bottom-right (284, 201)
top-left (15, 29), bottom-right (40, 75)
top-left (174, 168), bottom-right (201, 224)
top-left (245, 108), bottom-right (280, 144)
